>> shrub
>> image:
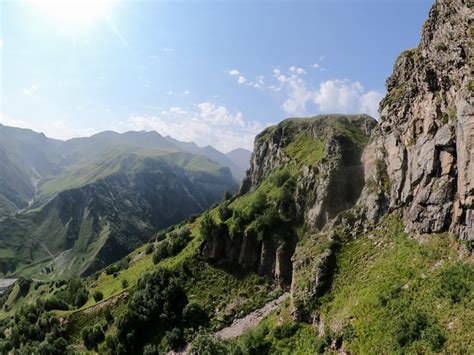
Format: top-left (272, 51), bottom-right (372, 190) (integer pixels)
top-left (82, 324), bottom-right (105, 350)
top-left (182, 302), bottom-right (209, 328)
top-left (43, 296), bottom-right (69, 311)
top-left (17, 278), bottom-right (31, 296)
top-left (190, 334), bottom-right (230, 354)
top-left (218, 201), bottom-right (233, 221)
top-left (115, 268), bottom-right (188, 353)
top-left (435, 263), bottom-right (473, 303)
top-left (93, 291), bottom-right (104, 302)
top-left (121, 279), bottom-right (129, 289)
top-left (153, 241), bottom-right (170, 264)
top-left (145, 243), bottom-right (154, 255)
top-left (199, 213), bottom-right (217, 239)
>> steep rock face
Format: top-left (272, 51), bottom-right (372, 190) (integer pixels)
top-left (241, 114), bottom-right (376, 229)
top-left (360, 0), bottom-right (473, 240)
top-left (202, 115), bottom-right (376, 286)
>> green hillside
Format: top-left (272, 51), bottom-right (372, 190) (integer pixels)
top-left (0, 151), bottom-right (236, 279)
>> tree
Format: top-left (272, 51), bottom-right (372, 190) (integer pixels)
top-left (218, 201), bottom-right (233, 221)
top-left (93, 290), bottom-right (104, 302)
top-left (199, 213), bottom-right (217, 240)
top-left (115, 268), bottom-right (188, 353)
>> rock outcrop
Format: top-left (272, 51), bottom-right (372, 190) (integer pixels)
top-left (241, 114), bottom-right (376, 229)
top-left (202, 115), bottom-right (376, 286)
top-left (360, 0), bottom-right (473, 240)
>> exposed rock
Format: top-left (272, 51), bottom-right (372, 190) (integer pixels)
top-left (202, 115), bottom-right (375, 287)
top-left (360, 0), bottom-right (473, 240)
top-left (241, 114), bottom-right (376, 230)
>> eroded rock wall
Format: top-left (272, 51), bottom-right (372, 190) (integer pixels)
top-left (360, 0), bottom-right (473, 239)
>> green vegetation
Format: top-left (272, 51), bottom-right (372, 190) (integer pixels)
top-left (314, 216), bottom-right (474, 354)
top-left (435, 42), bottom-right (448, 51)
top-left (283, 133), bottom-right (325, 166)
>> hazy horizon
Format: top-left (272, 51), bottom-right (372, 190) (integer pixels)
top-left (1, 0), bottom-right (432, 151)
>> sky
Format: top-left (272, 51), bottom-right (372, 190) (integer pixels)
top-left (0, 0), bottom-right (433, 152)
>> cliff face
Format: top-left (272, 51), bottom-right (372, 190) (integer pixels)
top-left (240, 114), bottom-right (376, 229)
top-left (360, 0), bottom-right (473, 240)
top-left (202, 115), bottom-right (376, 285)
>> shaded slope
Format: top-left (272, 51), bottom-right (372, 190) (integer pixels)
top-left (0, 153), bottom-right (237, 278)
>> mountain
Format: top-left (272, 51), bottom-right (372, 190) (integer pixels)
top-left (0, 127), bottom-right (238, 278)
top-left (0, 1), bottom-right (472, 353)
top-left (0, 127), bottom-right (244, 216)
top-left (0, 124), bottom-right (65, 215)
top-left (225, 147), bottom-right (252, 172)
top-left (165, 136), bottom-right (247, 180)
top-left (359, 0), bottom-right (473, 240)
top-left (0, 152), bottom-right (236, 278)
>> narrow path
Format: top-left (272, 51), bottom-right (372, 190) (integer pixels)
top-left (215, 292), bottom-right (289, 339)
top-left (172, 292), bottom-right (289, 354)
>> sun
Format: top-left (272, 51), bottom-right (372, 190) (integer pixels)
top-left (28, 0), bottom-right (115, 28)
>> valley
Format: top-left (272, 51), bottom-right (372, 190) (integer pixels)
top-left (0, 0), bottom-right (472, 354)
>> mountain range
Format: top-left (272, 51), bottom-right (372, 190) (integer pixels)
top-left (0, 126), bottom-right (250, 277)
top-left (0, 0), bottom-right (472, 354)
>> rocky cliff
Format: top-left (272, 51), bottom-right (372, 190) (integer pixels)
top-left (360, 0), bottom-right (473, 240)
top-left (240, 114), bottom-right (376, 229)
top-left (201, 114), bottom-right (376, 285)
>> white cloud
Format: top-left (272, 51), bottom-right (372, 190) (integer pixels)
top-left (22, 84), bottom-right (38, 96)
top-left (183, 90), bottom-right (190, 95)
top-left (311, 63), bottom-right (320, 69)
top-left (163, 47), bottom-right (174, 53)
top-left (0, 39), bottom-right (3, 49)
top-left (273, 68), bottom-right (383, 117)
top-left (229, 69), bottom-right (240, 76)
top-left (198, 102), bottom-right (244, 126)
top-left (360, 90), bottom-right (384, 118)
top-left (289, 66), bottom-right (306, 75)
top-left (115, 103), bottom-right (270, 152)
top-left (314, 80), bottom-right (364, 112)
top-left (282, 77), bottom-right (313, 115)
top-left (237, 76), bottom-right (247, 85)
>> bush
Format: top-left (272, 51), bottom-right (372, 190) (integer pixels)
top-left (93, 291), bottom-right (104, 302)
top-left (163, 327), bottom-right (182, 351)
top-left (82, 324), bottom-right (105, 350)
top-left (115, 268), bottom-right (188, 353)
top-left (436, 263), bottom-right (473, 303)
top-left (190, 334), bottom-right (230, 354)
top-left (182, 302), bottom-right (209, 328)
top-left (153, 241), bottom-right (170, 264)
top-left (55, 279), bottom-right (88, 308)
top-left (199, 213), bottom-right (217, 240)
top-left (145, 243), bottom-right (154, 255)
top-left (121, 279), bottom-right (129, 289)
top-left (153, 228), bottom-right (191, 265)
top-left (43, 296), bottom-right (69, 311)
top-left (218, 201), bottom-right (233, 221)
top-left (17, 278), bottom-right (31, 297)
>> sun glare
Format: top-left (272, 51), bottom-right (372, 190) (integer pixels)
top-left (28, 0), bottom-right (115, 27)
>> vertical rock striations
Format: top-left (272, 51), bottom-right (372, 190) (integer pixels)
top-left (202, 114), bottom-right (376, 286)
top-left (360, 0), bottom-right (473, 240)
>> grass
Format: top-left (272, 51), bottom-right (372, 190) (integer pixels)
top-left (318, 215), bottom-right (474, 353)
top-left (283, 133), bottom-right (325, 167)
top-left (225, 215), bottom-right (473, 354)
top-left (58, 210), bottom-right (277, 347)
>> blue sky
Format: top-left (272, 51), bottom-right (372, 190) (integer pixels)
top-left (0, 0), bottom-right (432, 152)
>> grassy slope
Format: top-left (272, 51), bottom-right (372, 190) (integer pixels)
top-left (60, 213), bottom-right (277, 350)
top-left (230, 215), bottom-right (473, 354)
